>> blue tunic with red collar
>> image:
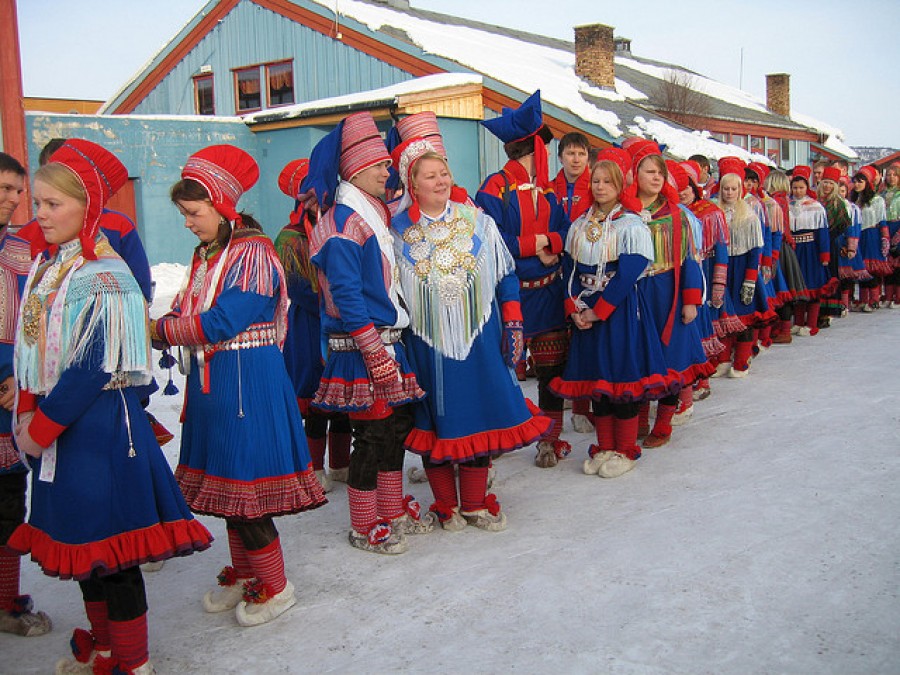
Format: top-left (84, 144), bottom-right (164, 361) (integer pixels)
top-left (309, 181), bottom-right (425, 412)
top-left (476, 160), bottom-right (570, 338)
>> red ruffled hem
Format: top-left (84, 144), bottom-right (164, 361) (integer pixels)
top-left (702, 335), bottom-right (726, 358)
top-left (864, 260), bottom-right (893, 277)
top-left (713, 314), bottom-right (747, 338)
top-left (404, 399), bottom-right (551, 464)
top-left (7, 520), bottom-right (213, 581)
top-left (738, 307), bottom-right (777, 327)
top-left (550, 372), bottom-right (674, 404)
top-left (176, 467), bottom-right (327, 520)
top-left (313, 374), bottom-right (425, 412)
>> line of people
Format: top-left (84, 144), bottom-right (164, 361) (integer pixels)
top-left (1, 89), bottom-right (897, 672)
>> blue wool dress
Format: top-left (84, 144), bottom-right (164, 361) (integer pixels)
top-left (551, 207), bottom-right (671, 403)
top-left (789, 196), bottom-right (831, 297)
top-left (637, 201), bottom-right (714, 390)
top-left (9, 241), bottom-right (211, 580)
top-left (163, 233), bottom-right (327, 520)
top-left (393, 202), bottom-right (550, 464)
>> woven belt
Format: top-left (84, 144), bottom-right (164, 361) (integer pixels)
top-left (700, 247), bottom-right (715, 259)
top-left (328, 328), bottom-right (403, 352)
top-left (520, 269), bottom-right (560, 290)
top-left (213, 322), bottom-right (278, 352)
top-left (579, 271), bottom-right (615, 292)
top-left (644, 263), bottom-right (675, 277)
top-left (793, 232), bottom-right (815, 244)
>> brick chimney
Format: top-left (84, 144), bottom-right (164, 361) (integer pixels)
top-left (766, 73), bottom-right (790, 117)
top-left (574, 23), bottom-right (615, 90)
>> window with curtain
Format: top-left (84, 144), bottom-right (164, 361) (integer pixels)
top-left (235, 67), bottom-right (262, 112)
top-left (194, 74), bottom-right (215, 116)
top-left (267, 61), bottom-right (294, 107)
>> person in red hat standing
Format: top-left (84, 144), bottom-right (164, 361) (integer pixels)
top-left (883, 163), bottom-right (900, 307)
top-left (154, 144), bottom-right (326, 627)
top-left (476, 90), bottom-right (573, 468)
top-left (816, 166), bottom-right (861, 320)
top-left (550, 148), bottom-right (672, 478)
top-left (850, 166), bottom-right (891, 310)
top-left (787, 168), bottom-right (831, 334)
top-left (274, 159), bottom-right (351, 493)
top-left (10, 139), bottom-right (213, 674)
top-left (550, 131), bottom-right (597, 434)
top-left (677, 159), bottom-right (740, 402)
top-left (306, 112), bottom-right (430, 555)
top-left (623, 139), bottom-right (712, 448)
top-left (713, 162), bottom-right (774, 377)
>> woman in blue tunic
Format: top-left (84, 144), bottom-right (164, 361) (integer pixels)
top-left (10, 139), bottom-right (212, 674)
top-left (714, 170), bottom-right (774, 377)
top-left (390, 139), bottom-right (549, 529)
top-left (622, 139), bottom-right (713, 449)
top-left (551, 149), bottom-right (669, 479)
top-left (154, 145), bottom-right (326, 628)
top-left (788, 171), bottom-right (831, 335)
top-left (275, 159), bottom-right (351, 492)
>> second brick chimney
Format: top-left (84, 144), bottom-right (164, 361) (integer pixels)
top-left (766, 73), bottom-right (790, 117)
top-left (575, 23), bottom-right (615, 90)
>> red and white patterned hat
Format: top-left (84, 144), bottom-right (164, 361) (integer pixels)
top-left (396, 111), bottom-right (447, 158)
top-left (339, 112), bottom-right (390, 181)
top-left (182, 144), bottom-right (259, 222)
top-left (46, 139), bottom-right (128, 260)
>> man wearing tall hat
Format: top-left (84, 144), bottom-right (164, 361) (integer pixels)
top-left (306, 112), bottom-right (431, 555)
top-left (476, 90), bottom-right (572, 468)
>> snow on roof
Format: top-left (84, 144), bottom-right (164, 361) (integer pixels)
top-left (312, 0), bottom-right (623, 137)
top-left (628, 117), bottom-right (771, 165)
top-left (616, 56), bottom-right (770, 115)
top-left (241, 72), bottom-right (482, 123)
top-left (790, 111), bottom-right (858, 160)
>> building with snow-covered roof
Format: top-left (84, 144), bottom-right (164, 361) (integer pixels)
top-left (23, 0), bottom-right (858, 264)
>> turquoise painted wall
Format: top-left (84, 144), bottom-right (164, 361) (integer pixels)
top-left (25, 111), bottom-right (504, 266)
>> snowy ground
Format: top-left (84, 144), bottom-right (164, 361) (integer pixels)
top-left (4, 272), bottom-right (900, 673)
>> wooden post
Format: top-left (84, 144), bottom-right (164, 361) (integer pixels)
top-left (0, 0), bottom-right (31, 222)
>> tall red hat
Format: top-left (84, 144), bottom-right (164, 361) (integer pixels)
top-left (747, 161), bottom-right (770, 183)
top-left (820, 166), bottom-right (842, 184)
top-left (717, 156), bottom-right (746, 180)
top-left (182, 144), bottom-right (259, 223)
top-left (680, 160), bottom-right (702, 186)
top-left (595, 147), bottom-right (642, 213)
top-left (396, 111), bottom-right (447, 158)
top-left (856, 165), bottom-right (878, 188)
top-left (791, 165), bottom-right (812, 184)
top-left (45, 138), bottom-right (128, 260)
top-left (597, 147), bottom-right (633, 185)
top-left (339, 112), bottom-right (390, 181)
top-left (665, 159), bottom-right (690, 192)
top-left (278, 158), bottom-right (310, 199)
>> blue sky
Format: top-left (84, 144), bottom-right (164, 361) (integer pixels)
top-left (16, 0), bottom-right (899, 147)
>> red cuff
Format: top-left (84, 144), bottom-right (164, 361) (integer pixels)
top-left (682, 288), bottom-right (703, 305)
top-left (546, 232), bottom-right (564, 254)
top-left (17, 390), bottom-right (37, 414)
top-left (761, 255), bottom-right (772, 268)
top-left (159, 314), bottom-right (206, 346)
top-left (501, 301), bottom-right (523, 323)
top-left (744, 268), bottom-right (759, 283)
top-left (564, 297), bottom-right (579, 318)
top-left (518, 236), bottom-right (537, 258)
top-left (819, 252), bottom-right (830, 264)
top-left (592, 296), bottom-right (616, 321)
top-left (29, 407), bottom-right (67, 448)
